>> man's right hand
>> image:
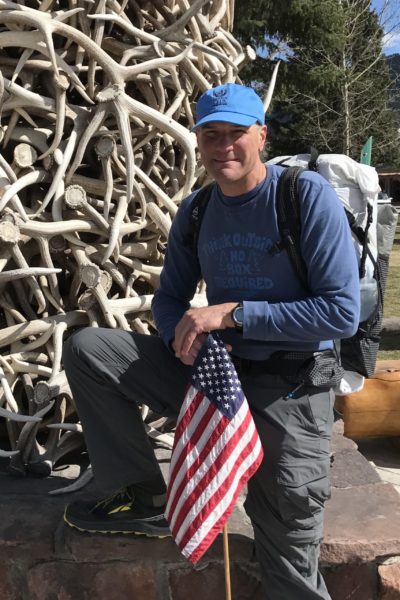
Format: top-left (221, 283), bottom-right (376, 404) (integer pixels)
top-left (171, 333), bottom-right (208, 366)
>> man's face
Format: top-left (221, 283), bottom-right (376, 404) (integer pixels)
top-left (195, 122), bottom-right (267, 195)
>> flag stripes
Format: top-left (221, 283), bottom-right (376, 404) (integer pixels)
top-left (181, 434), bottom-right (263, 562)
top-left (167, 396), bottom-right (250, 528)
top-left (165, 334), bottom-right (264, 564)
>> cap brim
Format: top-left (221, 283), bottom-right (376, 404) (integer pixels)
top-left (191, 112), bottom-right (260, 132)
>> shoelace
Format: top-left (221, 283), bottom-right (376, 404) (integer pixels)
top-left (91, 487), bottom-right (133, 513)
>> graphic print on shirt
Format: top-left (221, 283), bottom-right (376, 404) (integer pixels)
top-left (201, 232), bottom-right (275, 291)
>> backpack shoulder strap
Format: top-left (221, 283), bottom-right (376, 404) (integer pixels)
top-left (186, 182), bottom-right (215, 255)
top-left (344, 203), bottom-right (375, 279)
top-left (276, 166), bottom-right (309, 290)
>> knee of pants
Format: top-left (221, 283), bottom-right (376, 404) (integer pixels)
top-left (62, 331), bottom-right (75, 370)
top-left (245, 469), bottom-right (330, 545)
top-left (276, 474), bottom-right (330, 534)
top-left (62, 327), bottom-right (92, 370)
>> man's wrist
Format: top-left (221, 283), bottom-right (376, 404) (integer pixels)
top-left (231, 303), bottom-right (243, 330)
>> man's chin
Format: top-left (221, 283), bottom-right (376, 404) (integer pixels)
top-left (211, 165), bottom-right (240, 181)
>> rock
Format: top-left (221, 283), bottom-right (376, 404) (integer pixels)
top-left (0, 565), bottom-right (21, 600)
top-left (330, 449), bottom-right (381, 488)
top-left (322, 483), bottom-right (400, 564)
top-left (27, 561), bottom-right (158, 600)
top-left (168, 561), bottom-right (263, 600)
top-left (378, 561), bottom-right (400, 599)
top-left (322, 563), bottom-right (376, 600)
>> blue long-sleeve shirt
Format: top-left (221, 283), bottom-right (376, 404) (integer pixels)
top-left (152, 164), bottom-right (360, 360)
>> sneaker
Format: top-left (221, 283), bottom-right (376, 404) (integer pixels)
top-left (64, 487), bottom-right (171, 537)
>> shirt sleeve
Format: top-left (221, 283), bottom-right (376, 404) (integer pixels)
top-left (243, 175), bottom-right (361, 342)
top-left (151, 194), bottom-right (202, 347)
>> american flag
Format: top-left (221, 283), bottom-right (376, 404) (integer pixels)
top-left (165, 334), bottom-right (264, 564)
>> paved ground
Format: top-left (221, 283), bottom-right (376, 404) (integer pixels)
top-left (358, 436), bottom-right (400, 494)
top-left (357, 360), bottom-right (400, 494)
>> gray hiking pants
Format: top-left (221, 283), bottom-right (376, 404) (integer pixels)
top-left (63, 327), bottom-right (334, 600)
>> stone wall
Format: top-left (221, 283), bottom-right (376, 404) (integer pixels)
top-left (2, 422), bottom-right (400, 599)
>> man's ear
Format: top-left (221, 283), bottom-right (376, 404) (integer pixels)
top-left (259, 125), bottom-right (267, 151)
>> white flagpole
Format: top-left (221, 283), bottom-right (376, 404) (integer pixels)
top-left (223, 524), bottom-right (232, 600)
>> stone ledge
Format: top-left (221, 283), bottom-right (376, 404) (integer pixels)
top-left (1, 422), bottom-right (400, 599)
top-left (323, 483), bottom-right (400, 565)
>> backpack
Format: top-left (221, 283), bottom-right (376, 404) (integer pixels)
top-left (187, 154), bottom-right (398, 392)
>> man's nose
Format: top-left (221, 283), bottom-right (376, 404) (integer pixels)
top-left (214, 134), bottom-right (234, 149)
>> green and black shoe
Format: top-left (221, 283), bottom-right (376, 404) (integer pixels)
top-left (64, 487), bottom-right (170, 537)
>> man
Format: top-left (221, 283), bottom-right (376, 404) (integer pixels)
top-left (63, 83), bottom-right (360, 599)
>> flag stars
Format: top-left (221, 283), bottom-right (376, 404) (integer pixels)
top-left (192, 336), bottom-right (245, 417)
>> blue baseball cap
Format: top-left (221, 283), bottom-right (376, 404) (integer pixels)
top-left (192, 83), bottom-right (265, 131)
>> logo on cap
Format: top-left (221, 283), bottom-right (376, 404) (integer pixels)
top-left (212, 88), bottom-right (228, 105)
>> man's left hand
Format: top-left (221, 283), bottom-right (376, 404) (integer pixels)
top-left (173, 303), bottom-right (238, 360)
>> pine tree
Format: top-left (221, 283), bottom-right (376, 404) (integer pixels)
top-left (234, 0), bottom-right (400, 166)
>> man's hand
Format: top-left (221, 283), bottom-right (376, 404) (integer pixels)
top-left (172, 303), bottom-right (237, 364)
top-left (171, 333), bottom-right (208, 366)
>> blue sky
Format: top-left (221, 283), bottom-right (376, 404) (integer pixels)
top-left (382, 27), bottom-right (400, 55)
top-left (382, 32), bottom-right (400, 55)
top-left (371, 0), bottom-right (400, 55)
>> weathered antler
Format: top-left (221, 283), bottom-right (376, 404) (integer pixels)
top-left (0, 0), bottom-right (257, 482)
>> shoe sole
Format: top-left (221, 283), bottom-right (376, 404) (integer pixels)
top-left (63, 511), bottom-right (171, 538)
